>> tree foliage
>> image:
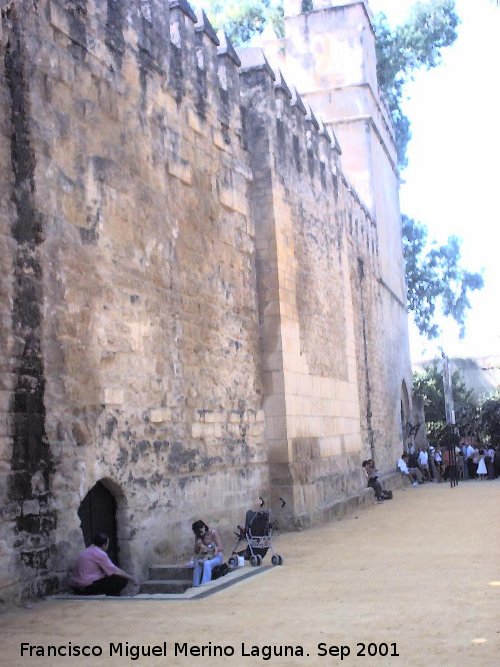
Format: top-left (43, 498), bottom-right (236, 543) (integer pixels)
top-left (478, 391), bottom-right (500, 446)
top-left (412, 363), bottom-right (478, 442)
top-left (413, 365), bottom-right (500, 445)
top-left (402, 215), bottom-right (483, 339)
top-left (205, 1), bottom-right (481, 338)
top-left (373, 1), bottom-right (460, 166)
top-left (202, 1), bottom-right (284, 44)
top-left (203, 1), bottom-right (459, 167)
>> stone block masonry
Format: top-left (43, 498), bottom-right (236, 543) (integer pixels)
top-left (237, 44), bottom-right (408, 528)
top-left (0, 0), bottom-right (412, 605)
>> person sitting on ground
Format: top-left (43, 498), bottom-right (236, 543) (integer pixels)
top-left (191, 519), bottom-right (224, 587)
top-left (70, 533), bottom-right (138, 596)
top-left (397, 453), bottom-right (423, 486)
top-left (362, 459), bottom-right (385, 501)
top-left (408, 448), bottom-right (419, 469)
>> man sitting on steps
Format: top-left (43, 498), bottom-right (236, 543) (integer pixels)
top-left (70, 533), bottom-right (138, 596)
top-left (362, 459), bottom-right (386, 502)
top-left (397, 453), bottom-right (424, 486)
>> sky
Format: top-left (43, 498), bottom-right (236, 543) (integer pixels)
top-left (196, 0), bottom-right (500, 364)
top-left (369, 0), bottom-right (500, 364)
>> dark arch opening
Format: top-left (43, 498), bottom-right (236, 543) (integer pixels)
top-left (77, 481), bottom-right (119, 565)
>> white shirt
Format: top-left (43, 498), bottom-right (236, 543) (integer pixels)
top-left (466, 445), bottom-right (474, 459)
top-left (397, 458), bottom-right (409, 474)
top-left (418, 451), bottom-right (428, 466)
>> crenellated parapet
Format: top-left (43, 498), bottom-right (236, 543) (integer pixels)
top-left (237, 45), bottom-right (379, 269)
top-left (238, 47), bottom-right (340, 193)
top-left (193, 9), bottom-right (219, 120)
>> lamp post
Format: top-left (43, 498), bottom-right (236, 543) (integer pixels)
top-left (440, 349), bottom-right (459, 487)
top-left (441, 350), bottom-right (455, 426)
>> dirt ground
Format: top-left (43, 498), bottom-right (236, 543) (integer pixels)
top-left (1, 479), bottom-right (499, 667)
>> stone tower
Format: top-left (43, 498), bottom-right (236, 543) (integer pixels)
top-left (264, 0), bottom-right (406, 303)
top-left (257, 0), bottom-right (413, 484)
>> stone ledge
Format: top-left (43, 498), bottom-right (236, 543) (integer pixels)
top-left (291, 471), bottom-right (409, 529)
top-left (48, 566), bottom-right (275, 601)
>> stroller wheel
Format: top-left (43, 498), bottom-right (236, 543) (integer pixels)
top-left (256, 554), bottom-right (263, 566)
top-left (277, 555), bottom-right (283, 565)
top-left (250, 555), bottom-right (259, 567)
top-left (271, 554), bottom-right (280, 566)
top-left (228, 556), bottom-right (238, 569)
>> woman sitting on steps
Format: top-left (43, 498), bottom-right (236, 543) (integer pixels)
top-left (191, 519), bottom-right (224, 587)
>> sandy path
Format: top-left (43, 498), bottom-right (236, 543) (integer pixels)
top-left (1, 480), bottom-right (499, 667)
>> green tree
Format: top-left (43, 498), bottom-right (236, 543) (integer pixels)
top-left (402, 215), bottom-right (483, 340)
top-left (478, 391), bottom-right (500, 446)
top-left (204, 0), bottom-right (459, 167)
top-left (202, 0), bottom-right (284, 44)
top-left (206, 0), bottom-right (482, 338)
top-left (373, 1), bottom-right (460, 166)
top-left (413, 363), bottom-right (478, 442)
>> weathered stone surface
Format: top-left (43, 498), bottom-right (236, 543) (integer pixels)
top-left (0, 0), bottom-right (411, 605)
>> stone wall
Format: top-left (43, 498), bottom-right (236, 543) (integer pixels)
top-left (238, 48), bottom-right (409, 527)
top-left (0, 0), bottom-right (412, 605)
top-left (1, 0), bottom-right (268, 604)
top-left (256, 0), bottom-right (412, 470)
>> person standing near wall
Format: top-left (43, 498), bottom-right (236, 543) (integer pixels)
top-left (418, 447), bottom-right (430, 481)
top-left (466, 440), bottom-right (476, 479)
top-left (433, 446), bottom-right (443, 483)
top-left (493, 446), bottom-right (500, 478)
top-left (485, 445), bottom-right (495, 479)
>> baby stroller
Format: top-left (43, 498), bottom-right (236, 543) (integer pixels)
top-left (228, 506), bottom-right (284, 568)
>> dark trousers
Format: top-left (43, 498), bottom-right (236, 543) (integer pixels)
top-left (367, 478), bottom-right (383, 499)
top-left (467, 459), bottom-right (477, 479)
top-left (73, 574), bottom-right (128, 597)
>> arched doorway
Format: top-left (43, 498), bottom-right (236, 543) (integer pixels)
top-left (77, 481), bottom-right (119, 565)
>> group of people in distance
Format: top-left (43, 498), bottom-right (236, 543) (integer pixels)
top-left (457, 438), bottom-right (500, 481)
top-left (70, 519), bottom-right (224, 597)
top-left (406, 440), bottom-right (500, 483)
top-left (362, 439), bottom-right (500, 502)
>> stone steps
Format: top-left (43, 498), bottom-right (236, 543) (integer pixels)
top-left (140, 579), bottom-right (192, 595)
top-left (139, 565), bottom-right (193, 595)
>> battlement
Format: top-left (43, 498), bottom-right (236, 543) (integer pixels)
top-left (237, 46), bottom-right (378, 265)
top-left (3, 0), bottom-right (392, 233)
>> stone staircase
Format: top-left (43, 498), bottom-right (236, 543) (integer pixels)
top-left (139, 565), bottom-right (194, 595)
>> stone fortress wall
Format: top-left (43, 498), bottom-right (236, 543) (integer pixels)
top-left (0, 0), bottom-right (412, 604)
